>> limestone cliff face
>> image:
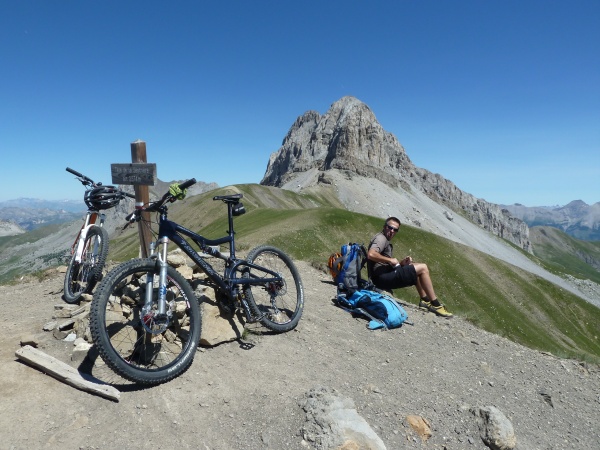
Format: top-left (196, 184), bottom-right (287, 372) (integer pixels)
top-left (263, 97), bottom-right (408, 188)
top-left (261, 96), bottom-right (531, 251)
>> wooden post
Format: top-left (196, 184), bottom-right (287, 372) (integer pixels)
top-left (131, 140), bottom-right (152, 258)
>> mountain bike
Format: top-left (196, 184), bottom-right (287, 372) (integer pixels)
top-left (89, 179), bottom-right (304, 385)
top-left (63, 167), bottom-right (134, 304)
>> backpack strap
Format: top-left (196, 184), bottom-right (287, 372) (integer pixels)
top-left (333, 298), bottom-right (388, 330)
top-left (358, 244), bottom-right (368, 267)
top-left (339, 244), bottom-right (357, 281)
top-left (355, 308), bottom-right (388, 330)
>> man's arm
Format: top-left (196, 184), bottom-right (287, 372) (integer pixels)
top-left (367, 247), bottom-right (400, 267)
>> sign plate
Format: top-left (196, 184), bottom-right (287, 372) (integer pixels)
top-left (111, 163), bottom-right (157, 186)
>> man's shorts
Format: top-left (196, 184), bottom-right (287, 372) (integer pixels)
top-left (372, 265), bottom-right (417, 290)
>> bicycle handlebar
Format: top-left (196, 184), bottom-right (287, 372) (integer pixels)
top-left (124, 178), bottom-right (197, 224)
top-left (67, 167), bottom-right (137, 200)
top-left (178, 178), bottom-right (197, 191)
top-left (66, 167), bottom-right (83, 177)
top-left (66, 167), bottom-right (95, 185)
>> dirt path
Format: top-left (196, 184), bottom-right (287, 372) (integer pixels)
top-left (1, 262), bottom-right (599, 449)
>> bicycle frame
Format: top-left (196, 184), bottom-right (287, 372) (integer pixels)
top-left (141, 200), bottom-right (284, 320)
top-left (71, 211), bottom-right (106, 263)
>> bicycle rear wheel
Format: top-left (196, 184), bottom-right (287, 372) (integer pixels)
top-left (243, 245), bottom-right (304, 332)
top-left (90, 259), bottom-right (201, 385)
top-left (63, 225), bottom-right (108, 304)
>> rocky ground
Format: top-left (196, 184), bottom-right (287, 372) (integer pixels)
top-left (1, 261), bottom-right (599, 450)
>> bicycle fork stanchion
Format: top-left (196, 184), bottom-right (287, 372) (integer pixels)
top-left (142, 237), bottom-right (170, 334)
top-left (157, 237), bottom-right (170, 316)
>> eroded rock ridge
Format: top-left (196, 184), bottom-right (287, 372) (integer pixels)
top-left (261, 96), bottom-right (531, 251)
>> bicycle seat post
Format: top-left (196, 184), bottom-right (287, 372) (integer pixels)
top-left (227, 203), bottom-right (236, 259)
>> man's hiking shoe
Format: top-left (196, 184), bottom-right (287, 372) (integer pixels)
top-left (429, 304), bottom-right (453, 318)
top-left (419, 299), bottom-right (453, 318)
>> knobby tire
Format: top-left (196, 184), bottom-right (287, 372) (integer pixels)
top-left (243, 245), bottom-right (304, 332)
top-left (90, 259), bottom-right (201, 385)
top-left (63, 225), bottom-right (109, 304)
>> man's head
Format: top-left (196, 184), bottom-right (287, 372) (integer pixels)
top-left (383, 217), bottom-right (401, 240)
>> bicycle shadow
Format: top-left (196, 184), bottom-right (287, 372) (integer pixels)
top-left (76, 346), bottom-right (148, 393)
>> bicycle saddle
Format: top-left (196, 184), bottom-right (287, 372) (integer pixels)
top-left (213, 193), bottom-right (243, 202)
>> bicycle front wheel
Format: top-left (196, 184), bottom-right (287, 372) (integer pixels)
top-left (90, 259), bottom-right (201, 385)
top-left (243, 246), bottom-right (304, 332)
top-left (63, 225), bottom-right (109, 304)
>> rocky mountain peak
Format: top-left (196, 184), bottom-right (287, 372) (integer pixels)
top-left (261, 96), bottom-right (532, 252)
top-left (263, 96), bottom-right (412, 189)
top-left (562, 200), bottom-right (589, 214)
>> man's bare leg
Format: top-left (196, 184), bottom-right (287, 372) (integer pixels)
top-left (413, 263), bottom-right (437, 300)
top-left (412, 263), bottom-right (452, 317)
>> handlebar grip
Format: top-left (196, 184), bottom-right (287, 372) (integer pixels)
top-left (179, 178), bottom-right (197, 190)
top-left (66, 167), bottom-right (84, 177)
top-left (124, 192), bottom-right (136, 199)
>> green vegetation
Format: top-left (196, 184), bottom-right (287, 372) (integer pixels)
top-left (528, 226), bottom-right (600, 284)
top-left (4, 183), bottom-right (600, 363)
top-left (0, 222), bottom-right (70, 284)
top-left (0, 223), bottom-right (65, 252)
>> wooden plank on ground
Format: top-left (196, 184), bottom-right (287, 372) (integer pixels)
top-left (15, 345), bottom-right (120, 402)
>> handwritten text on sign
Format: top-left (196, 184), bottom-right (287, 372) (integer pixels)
top-left (111, 163), bottom-right (157, 186)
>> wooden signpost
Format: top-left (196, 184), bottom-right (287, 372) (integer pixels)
top-left (111, 140), bottom-right (155, 258)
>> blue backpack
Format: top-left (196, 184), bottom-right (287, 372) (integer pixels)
top-left (336, 289), bottom-right (410, 330)
top-left (328, 243), bottom-right (372, 295)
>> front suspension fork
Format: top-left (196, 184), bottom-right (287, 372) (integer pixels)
top-left (143, 237), bottom-right (170, 324)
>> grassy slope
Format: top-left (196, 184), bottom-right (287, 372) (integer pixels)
top-left (0, 223), bottom-right (68, 284)
top-left (105, 184), bottom-right (600, 363)
top-left (529, 226), bottom-right (600, 284)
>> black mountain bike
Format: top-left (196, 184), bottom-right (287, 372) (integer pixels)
top-left (63, 167), bottom-right (134, 303)
top-left (90, 179), bottom-right (304, 385)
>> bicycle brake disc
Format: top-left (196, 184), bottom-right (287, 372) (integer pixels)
top-left (140, 310), bottom-right (171, 335)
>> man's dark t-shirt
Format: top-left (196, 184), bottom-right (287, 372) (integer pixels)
top-left (368, 232), bottom-right (417, 290)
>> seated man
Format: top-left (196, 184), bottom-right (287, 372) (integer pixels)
top-left (367, 216), bottom-right (453, 318)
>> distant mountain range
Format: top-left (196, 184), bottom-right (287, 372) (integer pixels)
top-left (0, 181), bottom-right (219, 237)
top-left (0, 198), bottom-right (85, 213)
top-left (0, 198), bottom-right (84, 235)
top-left (501, 200), bottom-right (600, 241)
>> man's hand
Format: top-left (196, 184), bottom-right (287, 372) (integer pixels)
top-left (400, 256), bottom-right (413, 266)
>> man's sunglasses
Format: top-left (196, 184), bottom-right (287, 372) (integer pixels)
top-left (386, 225), bottom-right (399, 232)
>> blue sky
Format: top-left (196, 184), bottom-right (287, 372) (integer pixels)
top-left (1, 1), bottom-right (598, 207)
